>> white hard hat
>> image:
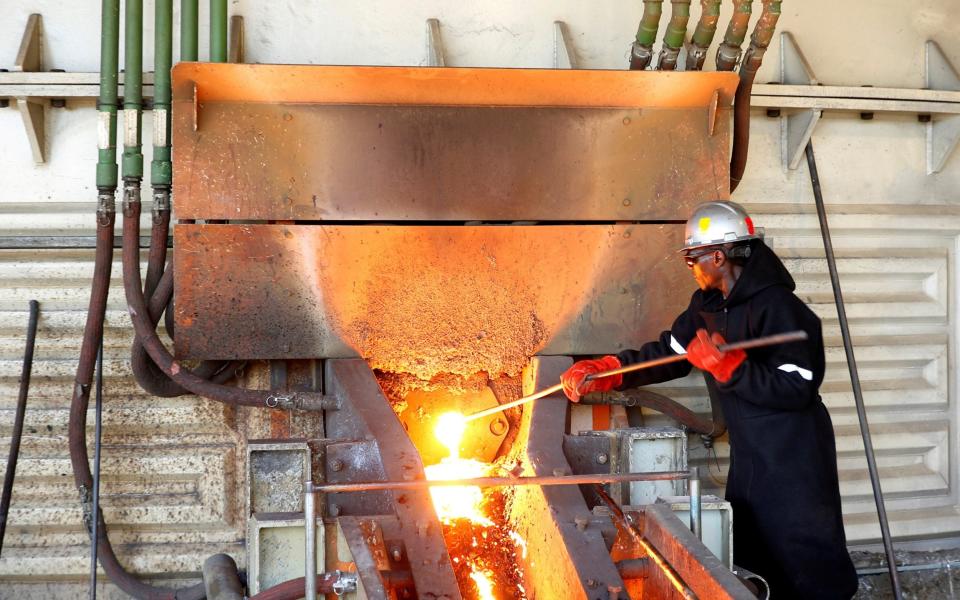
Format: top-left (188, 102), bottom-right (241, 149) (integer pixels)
top-left (682, 201), bottom-right (760, 252)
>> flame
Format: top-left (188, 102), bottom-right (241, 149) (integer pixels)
top-left (425, 412), bottom-right (497, 599)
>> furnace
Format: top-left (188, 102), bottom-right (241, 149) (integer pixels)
top-left (155, 62), bottom-right (757, 598)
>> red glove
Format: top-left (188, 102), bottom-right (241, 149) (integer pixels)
top-left (685, 329), bottom-right (746, 383)
top-left (560, 356), bottom-right (623, 402)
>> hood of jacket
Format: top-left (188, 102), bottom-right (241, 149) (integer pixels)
top-left (712, 239), bottom-right (795, 310)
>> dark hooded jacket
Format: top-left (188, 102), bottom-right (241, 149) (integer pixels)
top-left (616, 240), bottom-right (858, 600)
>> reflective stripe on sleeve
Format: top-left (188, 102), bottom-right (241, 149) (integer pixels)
top-left (777, 363), bottom-right (813, 381)
top-left (669, 335), bottom-right (687, 355)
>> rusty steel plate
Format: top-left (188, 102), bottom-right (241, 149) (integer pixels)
top-left (171, 64), bottom-right (738, 221)
top-left (173, 224), bottom-right (691, 377)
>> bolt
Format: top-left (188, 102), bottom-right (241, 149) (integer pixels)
top-left (622, 198), bottom-right (631, 207)
top-left (575, 516), bottom-right (589, 531)
top-left (390, 545), bottom-right (403, 562)
top-left (860, 112), bottom-right (874, 121)
top-left (367, 536), bottom-right (376, 545)
top-left (329, 503), bottom-right (341, 517)
top-left (50, 69), bottom-right (66, 107)
top-left (552, 468), bottom-right (567, 477)
top-left (330, 459), bottom-right (344, 472)
top-left (919, 114), bottom-right (932, 123)
top-left (623, 231), bottom-right (631, 239)
top-left (283, 112), bottom-right (293, 121)
top-left (489, 419), bottom-right (508, 435)
top-left (586, 578), bottom-right (599, 588)
top-left (596, 453), bottom-right (608, 465)
top-left (0, 99), bottom-right (8, 109)
top-left (622, 116), bottom-right (631, 125)
top-left (766, 108), bottom-right (781, 118)
top-left (608, 585), bottom-right (623, 600)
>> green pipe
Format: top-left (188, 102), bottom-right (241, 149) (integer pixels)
top-left (658, 0), bottom-right (691, 70)
top-left (180, 0), bottom-right (198, 61)
top-left (210, 0), bottom-right (227, 62)
top-left (634, 0), bottom-right (664, 46)
top-left (629, 0), bottom-right (663, 70)
top-left (716, 0), bottom-right (753, 71)
top-left (121, 0), bottom-right (143, 180)
top-left (687, 0), bottom-right (722, 70)
top-left (150, 0), bottom-right (172, 188)
top-left (95, 0), bottom-right (121, 191)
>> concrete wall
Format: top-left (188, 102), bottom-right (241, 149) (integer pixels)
top-left (2, 0), bottom-right (960, 593)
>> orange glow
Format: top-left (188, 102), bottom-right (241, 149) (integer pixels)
top-left (425, 412), bottom-right (502, 599)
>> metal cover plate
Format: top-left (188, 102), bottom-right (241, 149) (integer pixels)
top-left (173, 224), bottom-right (691, 374)
top-left (171, 64), bottom-right (737, 221)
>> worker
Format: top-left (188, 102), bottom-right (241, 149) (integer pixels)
top-left (561, 201), bottom-right (858, 599)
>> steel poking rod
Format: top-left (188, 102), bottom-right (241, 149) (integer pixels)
top-left (464, 330), bottom-right (808, 422)
top-left (310, 470), bottom-right (689, 494)
top-left (0, 300), bottom-right (40, 557)
top-left (689, 466), bottom-right (702, 540)
top-left (805, 141), bottom-right (902, 600)
top-left (89, 340), bottom-right (104, 600)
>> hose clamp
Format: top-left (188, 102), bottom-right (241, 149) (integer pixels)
top-left (332, 570), bottom-right (359, 596)
top-left (96, 191), bottom-right (116, 225)
top-left (121, 183), bottom-right (141, 217)
top-left (152, 188), bottom-right (170, 216)
top-left (266, 394), bottom-right (294, 409)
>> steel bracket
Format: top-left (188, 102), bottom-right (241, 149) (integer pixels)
top-left (553, 21), bottom-right (577, 69)
top-left (228, 15), bottom-right (245, 64)
top-left (13, 13), bottom-right (46, 164)
top-left (778, 32), bottom-right (821, 170)
top-left (925, 40), bottom-right (960, 174)
top-left (425, 18), bottom-right (445, 67)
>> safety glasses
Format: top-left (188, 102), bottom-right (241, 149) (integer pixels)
top-left (683, 248), bottom-right (716, 268)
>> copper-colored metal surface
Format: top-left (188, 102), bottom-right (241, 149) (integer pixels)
top-left (171, 64), bottom-right (738, 221)
top-left (173, 224), bottom-right (689, 370)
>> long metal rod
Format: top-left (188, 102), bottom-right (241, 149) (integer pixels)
top-left (311, 470), bottom-right (689, 494)
top-left (805, 141), bottom-right (902, 600)
top-left (0, 300), bottom-right (40, 557)
top-left (304, 480), bottom-right (317, 600)
top-left (464, 330), bottom-right (808, 422)
top-left (689, 466), bottom-right (702, 540)
top-left (89, 340), bottom-right (104, 600)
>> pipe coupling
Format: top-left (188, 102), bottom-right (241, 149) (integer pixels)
top-left (332, 570), bottom-right (359, 596)
top-left (716, 43), bottom-right (743, 71)
top-left (96, 190), bottom-right (116, 225)
top-left (658, 46), bottom-right (682, 70)
top-left (629, 43), bottom-right (654, 70)
top-left (151, 188), bottom-right (170, 223)
top-left (686, 45), bottom-right (709, 71)
top-left (121, 182), bottom-right (141, 217)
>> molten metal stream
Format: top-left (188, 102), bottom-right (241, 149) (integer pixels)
top-left (425, 412), bottom-right (527, 599)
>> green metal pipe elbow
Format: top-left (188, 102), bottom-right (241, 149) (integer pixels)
top-left (716, 0), bottom-right (753, 71)
top-left (687, 0), bottom-right (722, 70)
top-left (634, 0), bottom-right (664, 47)
top-left (659, 0), bottom-right (691, 71)
top-left (630, 0), bottom-right (663, 70)
top-left (96, 0), bottom-right (121, 191)
top-left (210, 0), bottom-right (227, 62)
top-left (150, 0), bottom-right (172, 188)
top-left (180, 0), bottom-right (198, 61)
top-left (121, 0), bottom-right (143, 181)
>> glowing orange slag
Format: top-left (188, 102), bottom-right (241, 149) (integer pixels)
top-left (425, 412), bottom-right (496, 599)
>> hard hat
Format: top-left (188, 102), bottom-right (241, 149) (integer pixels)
top-left (681, 201), bottom-right (760, 252)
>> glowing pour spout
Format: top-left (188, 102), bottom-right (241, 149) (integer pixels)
top-left (435, 411), bottom-right (468, 459)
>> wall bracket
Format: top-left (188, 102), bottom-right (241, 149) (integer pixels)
top-left (778, 31), bottom-right (821, 170)
top-left (925, 40), bottom-right (960, 174)
top-left (426, 18), bottom-right (445, 67)
top-left (13, 13), bottom-right (46, 164)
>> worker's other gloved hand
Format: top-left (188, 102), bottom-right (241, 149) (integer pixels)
top-left (560, 356), bottom-right (623, 402)
top-left (685, 329), bottom-right (746, 383)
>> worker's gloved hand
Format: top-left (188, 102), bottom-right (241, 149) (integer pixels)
top-left (560, 356), bottom-right (623, 402)
top-left (685, 329), bottom-right (746, 383)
